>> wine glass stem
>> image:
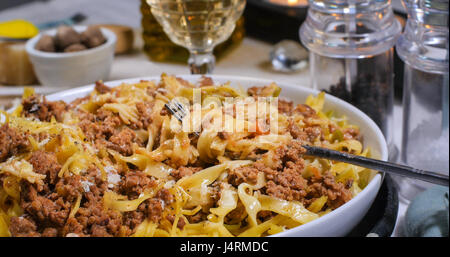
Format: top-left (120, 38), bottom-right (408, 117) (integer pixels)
top-left (189, 50), bottom-right (215, 74)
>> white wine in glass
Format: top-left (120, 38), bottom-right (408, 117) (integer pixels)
top-left (147, 0), bottom-right (246, 74)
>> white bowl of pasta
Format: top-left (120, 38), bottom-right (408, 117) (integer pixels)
top-left (1, 74), bottom-right (387, 237)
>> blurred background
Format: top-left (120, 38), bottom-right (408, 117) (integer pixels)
top-left (0, 0), bottom-right (407, 93)
top-left (0, 0), bottom-right (141, 27)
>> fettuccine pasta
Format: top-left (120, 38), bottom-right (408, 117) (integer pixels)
top-left (0, 74), bottom-right (376, 237)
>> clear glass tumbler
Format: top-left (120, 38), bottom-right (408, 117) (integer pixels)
top-left (395, 0), bottom-right (449, 200)
top-left (146, 0), bottom-right (246, 74)
top-left (300, 0), bottom-right (402, 161)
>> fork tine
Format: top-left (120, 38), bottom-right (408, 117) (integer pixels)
top-left (165, 103), bottom-right (183, 122)
top-left (165, 100), bottom-right (199, 136)
top-left (174, 101), bottom-right (186, 115)
top-left (173, 101), bottom-right (186, 117)
top-left (175, 101), bottom-right (184, 110)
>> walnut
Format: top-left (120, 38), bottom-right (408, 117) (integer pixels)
top-left (35, 34), bottom-right (55, 52)
top-left (80, 26), bottom-right (106, 48)
top-left (54, 25), bottom-right (81, 50)
top-left (64, 43), bottom-right (87, 52)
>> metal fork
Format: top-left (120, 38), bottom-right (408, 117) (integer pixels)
top-left (164, 99), bottom-right (199, 136)
top-left (302, 145), bottom-right (448, 186)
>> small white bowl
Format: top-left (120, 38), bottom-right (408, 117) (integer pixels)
top-left (25, 25), bottom-right (116, 88)
top-left (45, 75), bottom-right (388, 237)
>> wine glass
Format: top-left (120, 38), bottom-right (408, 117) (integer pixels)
top-left (147, 0), bottom-right (246, 74)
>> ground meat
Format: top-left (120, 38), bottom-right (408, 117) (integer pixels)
top-left (54, 175), bottom-right (83, 202)
top-left (95, 109), bottom-right (117, 122)
top-left (65, 187), bottom-right (123, 237)
top-left (42, 227), bottom-right (58, 237)
top-left (307, 172), bottom-right (353, 210)
top-left (265, 181), bottom-right (306, 201)
top-left (79, 110), bottom-right (121, 143)
top-left (176, 77), bottom-right (192, 87)
top-left (225, 200), bottom-right (247, 224)
top-left (62, 217), bottom-right (85, 236)
top-left (287, 119), bottom-right (308, 142)
top-left (20, 183), bottom-right (71, 228)
top-left (262, 139), bottom-right (306, 172)
top-left (69, 95), bottom-right (90, 108)
top-left (107, 128), bottom-right (136, 156)
top-left (28, 150), bottom-right (61, 185)
top-left (155, 188), bottom-right (174, 204)
top-left (21, 95), bottom-right (40, 117)
top-left (134, 102), bottom-right (153, 129)
top-left (186, 211), bottom-right (207, 224)
top-left (274, 163), bottom-right (307, 190)
top-left (171, 166), bottom-right (202, 181)
top-left (228, 166), bottom-right (259, 187)
top-left (293, 104), bottom-right (317, 118)
top-left (247, 86), bottom-right (260, 97)
top-left (94, 81), bottom-right (111, 94)
top-left (63, 166), bottom-right (120, 237)
top-left (140, 188), bottom-right (176, 224)
top-left (246, 149), bottom-right (268, 161)
top-left (119, 170), bottom-right (156, 199)
top-left (264, 147), bottom-right (308, 202)
top-left (30, 132), bottom-right (50, 142)
top-left (208, 182), bottom-right (223, 205)
top-left (166, 214), bottom-right (186, 229)
top-left (22, 95), bottom-right (67, 122)
top-left (217, 131), bottom-right (230, 140)
top-left (199, 76), bottom-right (214, 87)
top-left (122, 211), bottom-right (145, 232)
top-left (188, 133), bottom-right (200, 146)
top-left (247, 85), bottom-right (278, 97)
top-left (9, 216), bottom-right (40, 237)
top-left (257, 210), bottom-right (275, 222)
top-left (76, 203), bottom-right (122, 236)
top-left (284, 141), bottom-right (307, 164)
top-left (0, 124), bottom-right (30, 162)
top-left (283, 104), bottom-right (322, 144)
top-left (146, 198), bottom-right (164, 223)
top-left (278, 99), bottom-right (294, 114)
top-left (12, 161), bottom-right (127, 237)
top-left (91, 225), bottom-right (112, 237)
top-left (160, 107), bottom-right (169, 116)
top-left (249, 140), bottom-right (309, 202)
top-left (304, 126), bottom-right (322, 142)
top-left (343, 127), bottom-right (361, 140)
top-left (86, 165), bottom-right (109, 194)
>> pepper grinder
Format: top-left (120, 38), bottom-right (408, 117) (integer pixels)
top-left (300, 0), bottom-right (402, 161)
top-left (395, 0), bottom-right (449, 201)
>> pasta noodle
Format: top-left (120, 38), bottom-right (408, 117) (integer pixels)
top-left (0, 74), bottom-right (375, 237)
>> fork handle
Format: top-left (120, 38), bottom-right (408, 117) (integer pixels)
top-left (302, 145), bottom-right (449, 186)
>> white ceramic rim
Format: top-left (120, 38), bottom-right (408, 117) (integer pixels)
top-left (45, 74), bottom-right (388, 236)
top-left (25, 25), bottom-right (117, 58)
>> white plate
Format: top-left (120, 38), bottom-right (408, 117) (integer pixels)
top-left (25, 26), bottom-right (116, 88)
top-left (46, 75), bottom-right (388, 237)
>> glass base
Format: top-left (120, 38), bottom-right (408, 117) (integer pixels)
top-left (392, 175), bottom-right (434, 202)
top-left (188, 52), bottom-right (215, 74)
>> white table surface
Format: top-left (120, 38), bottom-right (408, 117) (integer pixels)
top-left (0, 0), bottom-right (409, 237)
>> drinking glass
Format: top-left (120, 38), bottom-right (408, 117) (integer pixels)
top-left (300, 0), bottom-right (401, 161)
top-left (395, 0), bottom-right (449, 201)
top-left (147, 0), bottom-right (246, 74)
